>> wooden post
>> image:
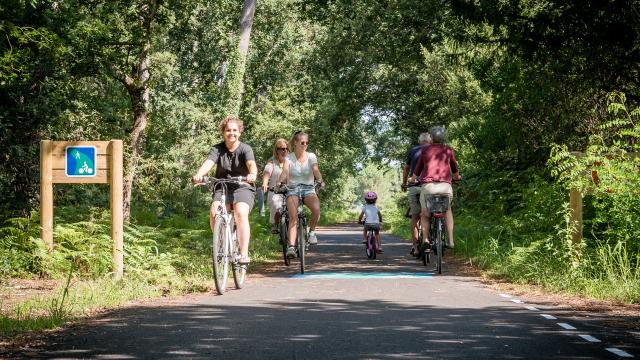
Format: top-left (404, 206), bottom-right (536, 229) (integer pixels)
top-left (109, 140), bottom-right (124, 280)
top-left (40, 140), bottom-right (124, 279)
top-left (40, 140), bottom-right (54, 252)
top-left (569, 188), bottom-right (583, 244)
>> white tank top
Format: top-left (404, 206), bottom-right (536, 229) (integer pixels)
top-left (362, 204), bottom-right (380, 224)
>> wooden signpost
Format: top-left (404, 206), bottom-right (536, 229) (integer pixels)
top-left (40, 140), bottom-right (124, 280)
top-left (568, 151), bottom-right (639, 245)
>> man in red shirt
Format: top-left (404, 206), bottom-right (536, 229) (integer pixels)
top-left (409, 126), bottom-right (461, 248)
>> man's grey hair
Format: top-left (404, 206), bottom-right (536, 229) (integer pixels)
top-left (418, 132), bottom-right (432, 144)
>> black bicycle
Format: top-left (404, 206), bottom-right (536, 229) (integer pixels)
top-left (426, 194), bottom-right (450, 274)
top-left (270, 186), bottom-right (291, 266)
top-left (195, 176), bottom-right (248, 294)
top-left (417, 219), bottom-right (430, 266)
top-left (277, 183), bottom-right (317, 274)
top-left (402, 183), bottom-right (428, 264)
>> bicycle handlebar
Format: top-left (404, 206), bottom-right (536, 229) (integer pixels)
top-left (401, 176), bottom-right (462, 189)
top-left (193, 176), bottom-right (247, 186)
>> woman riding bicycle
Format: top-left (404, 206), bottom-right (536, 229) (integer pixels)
top-left (261, 138), bottom-right (289, 234)
top-left (192, 115), bottom-right (258, 264)
top-left (409, 126), bottom-right (461, 249)
top-left (277, 131), bottom-right (325, 258)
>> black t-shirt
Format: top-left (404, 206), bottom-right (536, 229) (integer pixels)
top-left (206, 142), bottom-right (255, 179)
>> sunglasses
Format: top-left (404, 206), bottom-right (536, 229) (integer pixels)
top-left (299, 141), bottom-right (309, 145)
top-left (277, 147), bottom-right (288, 151)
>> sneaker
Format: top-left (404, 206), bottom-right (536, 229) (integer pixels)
top-left (308, 231), bottom-right (318, 245)
top-left (410, 247), bottom-right (416, 256)
top-left (286, 246), bottom-right (296, 258)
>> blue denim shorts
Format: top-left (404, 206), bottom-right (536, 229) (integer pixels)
top-left (286, 186), bottom-right (316, 199)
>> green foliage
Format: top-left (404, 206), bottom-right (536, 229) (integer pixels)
top-left (0, 212), bottom-right (42, 277)
top-left (549, 93), bottom-right (640, 254)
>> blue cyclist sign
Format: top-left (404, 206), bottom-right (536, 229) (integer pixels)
top-left (65, 146), bottom-right (96, 177)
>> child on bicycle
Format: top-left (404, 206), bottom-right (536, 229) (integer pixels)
top-left (358, 191), bottom-right (383, 253)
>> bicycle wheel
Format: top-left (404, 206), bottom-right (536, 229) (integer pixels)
top-left (212, 217), bottom-right (229, 295)
top-left (280, 217), bottom-right (290, 266)
top-left (298, 220), bottom-right (306, 274)
top-left (435, 218), bottom-right (443, 274)
top-left (231, 229), bottom-right (246, 289)
top-left (416, 224), bottom-right (429, 266)
top-left (371, 232), bottom-right (378, 259)
top-left (366, 230), bottom-right (375, 259)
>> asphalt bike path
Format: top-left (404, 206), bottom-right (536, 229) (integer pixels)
top-left (15, 223), bottom-right (638, 359)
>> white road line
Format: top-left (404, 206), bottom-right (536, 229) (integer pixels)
top-left (606, 347), bottom-right (634, 358)
top-left (511, 299), bottom-right (524, 304)
top-left (525, 306), bottom-right (539, 311)
top-left (499, 293), bottom-right (512, 298)
top-left (558, 323), bottom-right (577, 330)
top-left (578, 334), bottom-right (601, 343)
top-left (541, 314), bottom-right (557, 320)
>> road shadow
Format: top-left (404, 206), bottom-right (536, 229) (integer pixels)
top-left (3, 298), bottom-right (620, 359)
top-left (257, 222), bottom-right (478, 279)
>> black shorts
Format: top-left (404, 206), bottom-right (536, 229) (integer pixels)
top-left (364, 224), bottom-right (380, 234)
top-left (213, 185), bottom-right (255, 209)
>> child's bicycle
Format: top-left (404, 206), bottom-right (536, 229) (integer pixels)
top-left (359, 221), bottom-right (379, 259)
top-left (194, 176), bottom-right (248, 294)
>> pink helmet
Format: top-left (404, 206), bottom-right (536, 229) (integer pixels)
top-left (364, 191), bottom-right (377, 201)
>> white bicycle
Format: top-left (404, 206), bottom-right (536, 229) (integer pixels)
top-left (196, 176), bottom-right (248, 294)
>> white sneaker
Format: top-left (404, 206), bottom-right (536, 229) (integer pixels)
top-left (286, 246), bottom-right (296, 258)
top-left (308, 231), bottom-right (318, 245)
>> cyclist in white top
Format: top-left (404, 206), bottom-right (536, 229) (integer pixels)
top-left (261, 138), bottom-right (289, 234)
top-left (358, 191), bottom-right (383, 253)
top-left (277, 131), bottom-right (325, 258)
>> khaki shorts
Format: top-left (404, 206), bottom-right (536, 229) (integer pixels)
top-left (420, 182), bottom-right (453, 211)
top-left (407, 186), bottom-right (422, 216)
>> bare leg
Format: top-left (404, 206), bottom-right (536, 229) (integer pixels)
top-left (287, 196), bottom-right (298, 247)
top-left (420, 208), bottom-right (431, 245)
top-left (411, 214), bottom-right (420, 245)
top-left (446, 207), bottom-right (454, 247)
top-left (232, 202), bottom-right (251, 258)
top-left (304, 194), bottom-right (321, 231)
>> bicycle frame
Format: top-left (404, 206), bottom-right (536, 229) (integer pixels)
top-left (365, 226), bottom-right (377, 259)
top-left (200, 176), bottom-right (248, 294)
top-left (280, 183), bottom-right (316, 274)
top-left (427, 194), bottom-right (450, 274)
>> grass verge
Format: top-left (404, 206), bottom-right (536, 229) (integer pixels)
top-left (0, 208), bottom-right (280, 338)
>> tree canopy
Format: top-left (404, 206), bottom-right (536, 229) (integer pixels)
top-left (2, 0), bottom-right (639, 219)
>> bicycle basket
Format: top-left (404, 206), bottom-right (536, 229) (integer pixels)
top-left (427, 195), bottom-right (450, 213)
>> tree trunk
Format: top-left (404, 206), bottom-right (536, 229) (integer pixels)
top-left (115, 1), bottom-right (155, 220)
top-left (238, 0), bottom-right (256, 60)
top-left (224, 0), bottom-right (256, 115)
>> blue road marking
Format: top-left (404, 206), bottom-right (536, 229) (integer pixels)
top-left (290, 272), bottom-right (432, 279)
